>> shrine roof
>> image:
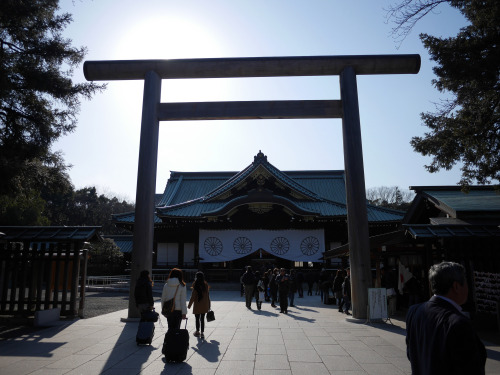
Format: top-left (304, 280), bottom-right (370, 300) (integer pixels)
top-left (113, 152), bottom-right (405, 224)
top-left (0, 226), bottom-right (102, 241)
top-left (405, 185), bottom-right (500, 223)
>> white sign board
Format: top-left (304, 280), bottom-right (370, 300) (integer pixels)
top-left (368, 288), bottom-right (388, 321)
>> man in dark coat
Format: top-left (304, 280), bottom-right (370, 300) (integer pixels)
top-left (276, 268), bottom-right (290, 314)
top-left (241, 265), bottom-right (256, 309)
top-left (406, 261), bottom-right (486, 375)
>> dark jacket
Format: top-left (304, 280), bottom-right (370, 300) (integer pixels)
top-left (241, 270), bottom-right (256, 285)
top-left (134, 276), bottom-right (154, 306)
top-left (277, 274), bottom-right (290, 294)
top-left (333, 275), bottom-right (344, 292)
top-left (342, 275), bottom-right (351, 297)
top-left (406, 296), bottom-right (486, 375)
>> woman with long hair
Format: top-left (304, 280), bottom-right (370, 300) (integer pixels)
top-left (188, 271), bottom-right (211, 339)
top-left (161, 268), bottom-right (187, 330)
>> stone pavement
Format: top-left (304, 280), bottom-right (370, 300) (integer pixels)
top-left (1, 291), bottom-right (500, 375)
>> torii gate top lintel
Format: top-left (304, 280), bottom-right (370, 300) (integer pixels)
top-left (83, 54), bottom-right (420, 81)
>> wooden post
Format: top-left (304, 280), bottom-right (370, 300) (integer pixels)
top-left (128, 70), bottom-right (162, 318)
top-left (340, 66), bottom-right (373, 319)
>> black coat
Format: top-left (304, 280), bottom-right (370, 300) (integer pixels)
top-left (406, 296), bottom-right (486, 375)
top-left (134, 276), bottom-right (154, 306)
top-left (333, 275), bottom-right (344, 293)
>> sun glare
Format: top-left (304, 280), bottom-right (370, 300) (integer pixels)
top-left (113, 16), bottom-right (222, 60)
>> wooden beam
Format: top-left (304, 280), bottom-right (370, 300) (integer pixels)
top-left (84, 55), bottom-right (420, 81)
top-left (157, 100), bottom-right (343, 121)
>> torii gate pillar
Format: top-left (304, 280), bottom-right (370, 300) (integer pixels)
top-left (340, 66), bottom-right (372, 318)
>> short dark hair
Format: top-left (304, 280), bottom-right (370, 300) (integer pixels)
top-left (429, 262), bottom-right (466, 295)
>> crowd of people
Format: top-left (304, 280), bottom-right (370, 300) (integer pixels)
top-left (134, 261), bottom-right (487, 372)
top-left (240, 265), bottom-right (352, 315)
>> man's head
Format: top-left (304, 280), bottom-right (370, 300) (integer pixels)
top-left (429, 261), bottom-right (468, 305)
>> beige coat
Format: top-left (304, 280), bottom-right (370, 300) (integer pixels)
top-left (188, 284), bottom-right (211, 315)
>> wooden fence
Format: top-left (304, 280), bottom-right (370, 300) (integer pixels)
top-left (0, 242), bottom-right (88, 317)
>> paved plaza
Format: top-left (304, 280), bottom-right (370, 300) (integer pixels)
top-left (1, 290), bottom-right (500, 375)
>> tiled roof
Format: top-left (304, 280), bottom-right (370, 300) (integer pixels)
top-left (114, 152), bottom-right (405, 224)
top-left (404, 224), bottom-right (500, 238)
top-left (112, 211), bottom-right (162, 223)
top-left (405, 186), bottom-right (500, 223)
top-left (0, 226), bottom-right (102, 241)
top-left (104, 235), bottom-right (133, 253)
top-left (423, 189), bottom-right (500, 214)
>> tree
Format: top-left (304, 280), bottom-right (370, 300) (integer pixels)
top-left (0, 0), bottom-right (104, 195)
top-left (386, 0), bottom-right (500, 186)
top-left (366, 186), bottom-right (415, 211)
top-left (60, 187), bottom-right (135, 234)
top-left (0, 152), bottom-right (72, 225)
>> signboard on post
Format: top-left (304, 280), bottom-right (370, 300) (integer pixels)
top-left (367, 288), bottom-right (388, 322)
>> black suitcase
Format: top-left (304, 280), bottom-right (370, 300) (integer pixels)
top-left (162, 320), bottom-right (189, 362)
top-left (136, 321), bottom-right (155, 345)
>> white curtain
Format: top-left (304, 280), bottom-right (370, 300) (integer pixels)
top-left (198, 229), bottom-right (325, 262)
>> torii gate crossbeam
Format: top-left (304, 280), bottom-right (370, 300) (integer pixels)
top-left (84, 54), bottom-right (420, 319)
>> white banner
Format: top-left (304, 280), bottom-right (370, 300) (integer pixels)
top-left (198, 229), bottom-right (325, 262)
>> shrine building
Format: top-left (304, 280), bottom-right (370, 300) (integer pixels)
top-left (113, 151), bottom-right (404, 280)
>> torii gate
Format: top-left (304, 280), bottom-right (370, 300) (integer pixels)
top-left (84, 55), bottom-right (420, 319)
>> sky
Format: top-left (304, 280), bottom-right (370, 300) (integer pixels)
top-left (54, 0), bottom-right (468, 202)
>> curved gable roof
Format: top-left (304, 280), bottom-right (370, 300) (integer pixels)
top-left (202, 151), bottom-right (323, 202)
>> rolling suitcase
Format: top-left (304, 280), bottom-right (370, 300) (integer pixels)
top-left (136, 309), bottom-right (158, 345)
top-left (162, 319), bottom-right (189, 362)
top-left (136, 321), bottom-right (155, 345)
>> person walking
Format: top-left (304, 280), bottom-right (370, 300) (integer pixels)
top-left (276, 268), bottom-right (290, 314)
top-left (333, 269), bottom-right (345, 307)
top-left (256, 272), bottom-right (265, 310)
top-left (319, 268), bottom-right (329, 304)
top-left (241, 265), bottom-right (256, 309)
top-left (305, 270), bottom-right (315, 296)
top-left (188, 271), bottom-right (210, 339)
top-left (134, 270), bottom-right (154, 313)
top-left (269, 268), bottom-right (279, 308)
top-left (340, 268), bottom-right (351, 315)
top-left (288, 269), bottom-right (297, 307)
top-left (406, 261), bottom-right (486, 375)
top-left (161, 268), bottom-right (187, 330)
top-left (296, 269), bottom-right (304, 298)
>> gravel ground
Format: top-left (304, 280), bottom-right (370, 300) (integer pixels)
top-left (82, 291), bottom-right (133, 318)
top-left (0, 290), bottom-right (161, 339)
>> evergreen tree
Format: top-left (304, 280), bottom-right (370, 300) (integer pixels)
top-left (0, 0), bottom-right (104, 195)
top-left (387, 0), bottom-right (500, 186)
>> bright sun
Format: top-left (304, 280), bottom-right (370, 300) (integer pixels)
top-left (113, 16), bottom-right (223, 60)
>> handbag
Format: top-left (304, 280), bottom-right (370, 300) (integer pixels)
top-left (141, 309), bottom-right (159, 322)
top-left (162, 285), bottom-right (179, 317)
top-left (206, 310), bottom-right (215, 322)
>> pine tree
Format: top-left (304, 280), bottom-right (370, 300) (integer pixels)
top-left (0, 0), bottom-right (104, 195)
top-left (387, 0), bottom-right (500, 185)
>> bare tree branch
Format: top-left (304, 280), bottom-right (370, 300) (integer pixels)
top-left (385, 0), bottom-right (448, 47)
